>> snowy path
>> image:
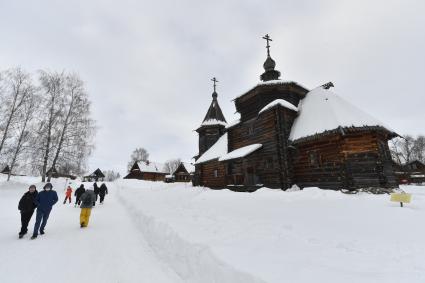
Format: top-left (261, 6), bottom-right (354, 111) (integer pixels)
top-left (0, 181), bottom-right (182, 283)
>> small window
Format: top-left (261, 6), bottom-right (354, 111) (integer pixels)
top-left (213, 169), bottom-right (218, 178)
top-left (265, 158), bottom-right (274, 169)
top-left (248, 125), bottom-right (254, 135)
top-left (308, 151), bottom-right (321, 167)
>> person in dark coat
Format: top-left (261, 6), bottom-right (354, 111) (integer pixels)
top-left (74, 184), bottom-right (86, 207)
top-left (31, 183), bottom-right (58, 239)
top-left (79, 189), bottom-right (96, 228)
top-left (93, 182), bottom-right (100, 206)
top-left (99, 183), bottom-right (108, 204)
top-left (18, 185), bottom-right (38, 238)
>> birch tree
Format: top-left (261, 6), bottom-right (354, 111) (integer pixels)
top-left (47, 73), bottom-right (94, 181)
top-left (0, 68), bottom-right (34, 157)
top-left (7, 85), bottom-right (38, 180)
top-left (37, 71), bottom-right (64, 182)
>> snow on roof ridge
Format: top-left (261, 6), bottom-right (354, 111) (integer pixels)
top-left (219, 144), bottom-right (262, 162)
top-left (195, 133), bottom-right (228, 164)
top-left (259, 99), bottom-right (298, 115)
top-left (201, 119), bottom-right (227, 127)
top-left (289, 86), bottom-right (395, 141)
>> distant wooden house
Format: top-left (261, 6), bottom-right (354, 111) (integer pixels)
top-left (193, 35), bottom-right (398, 192)
top-left (46, 167), bottom-right (77, 180)
top-left (394, 160), bottom-right (425, 184)
top-left (1, 165), bottom-right (11, 175)
top-left (173, 162), bottom-right (195, 182)
top-left (124, 161), bottom-right (168, 182)
top-left (83, 168), bottom-right (105, 182)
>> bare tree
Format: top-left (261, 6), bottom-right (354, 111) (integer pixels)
top-left (0, 68), bottom-right (34, 157)
top-left (390, 135), bottom-right (425, 165)
top-left (128, 148), bottom-right (149, 170)
top-left (37, 71), bottom-right (65, 182)
top-left (7, 79), bottom-right (38, 180)
top-left (47, 73), bottom-right (95, 181)
top-left (164, 158), bottom-right (182, 174)
top-left (412, 135), bottom-right (425, 163)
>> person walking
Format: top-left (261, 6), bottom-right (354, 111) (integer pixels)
top-left (63, 185), bottom-right (73, 204)
top-left (31, 183), bottom-right (58, 240)
top-left (93, 182), bottom-right (100, 206)
top-left (79, 188), bottom-right (96, 228)
top-left (74, 184), bottom-right (85, 207)
top-left (18, 185), bottom-right (38, 238)
top-left (99, 183), bottom-right (108, 204)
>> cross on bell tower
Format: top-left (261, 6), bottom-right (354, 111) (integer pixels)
top-left (211, 77), bottom-right (218, 99)
top-left (211, 77), bottom-right (218, 92)
top-left (262, 34), bottom-right (272, 57)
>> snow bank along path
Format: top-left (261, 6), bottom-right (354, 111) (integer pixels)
top-left (0, 177), bottom-right (182, 283)
top-left (115, 182), bottom-right (265, 283)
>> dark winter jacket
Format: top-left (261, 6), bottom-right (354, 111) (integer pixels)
top-left (18, 191), bottom-right (38, 212)
top-left (99, 184), bottom-right (108, 196)
top-left (93, 183), bottom-right (100, 194)
top-left (34, 190), bottom-right (58, 211)
top-left (80, 190), bottom-right (96, 208)
top-left (75, 186), bottom-right (85, 198)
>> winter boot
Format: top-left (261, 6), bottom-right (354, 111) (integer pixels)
top-left (30, 235), bottom-right (37, 240)
top-left (40, 230), bottom-right (45, 235)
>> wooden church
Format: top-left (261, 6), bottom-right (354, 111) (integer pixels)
top-left (193, 35), bottom-right (398, 192)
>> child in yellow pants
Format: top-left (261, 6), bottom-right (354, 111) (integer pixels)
top-left (78, 188), bottom-right (96, 228)
top-left (80, 208), bottom-right (92, 227)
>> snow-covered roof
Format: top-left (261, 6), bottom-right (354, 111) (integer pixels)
top-left (201, 119), bottom-right (227, 127)
top-left (234, 80), bottom-right (308, 100)
top-left (259, 99), bottom-right (298, 115)
top-left (219, 144), bottom-right (262, 162)
top-left (137, 161), bottom-right (168, 174)
top-left (182, 162), bottom-right (195, 173)
top-left (195, 133), bottom-right (228, 164)
top-left (289, 86), bottom-right (394, 142)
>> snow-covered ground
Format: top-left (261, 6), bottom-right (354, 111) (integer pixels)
top-left (1, 175), bottom-right (424, 283)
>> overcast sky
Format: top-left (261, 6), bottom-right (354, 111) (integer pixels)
top-left (0, 0), bottom-right (424, 174)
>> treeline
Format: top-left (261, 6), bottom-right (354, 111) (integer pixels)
top-left (390, 135), bottom-right (425, 164)
top-left (0, 67), bottom-right (96, 181)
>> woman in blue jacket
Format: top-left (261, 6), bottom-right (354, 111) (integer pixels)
top-left (31, 183), bottom-right (58, 239)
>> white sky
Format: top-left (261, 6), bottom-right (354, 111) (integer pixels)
top-left (0, 0), bottom-right (424, 175)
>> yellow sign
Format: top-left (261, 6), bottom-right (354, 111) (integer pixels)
top-left (390, 193), bottom-right (412, 204)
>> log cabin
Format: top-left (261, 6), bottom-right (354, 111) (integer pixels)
top-left (46, 167), bottom-right (77, 180)
top-left (193, 35), bottom-right (398, 192)
top-left (124, 161), bottom-right (168, 182)
top-left (83, 168), bottom-right (105, 182)
top-left (173, 162), bottom-right (195, 182)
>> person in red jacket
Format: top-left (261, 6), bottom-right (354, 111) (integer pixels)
top-left (63, 185), bottom-right (73, 204)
